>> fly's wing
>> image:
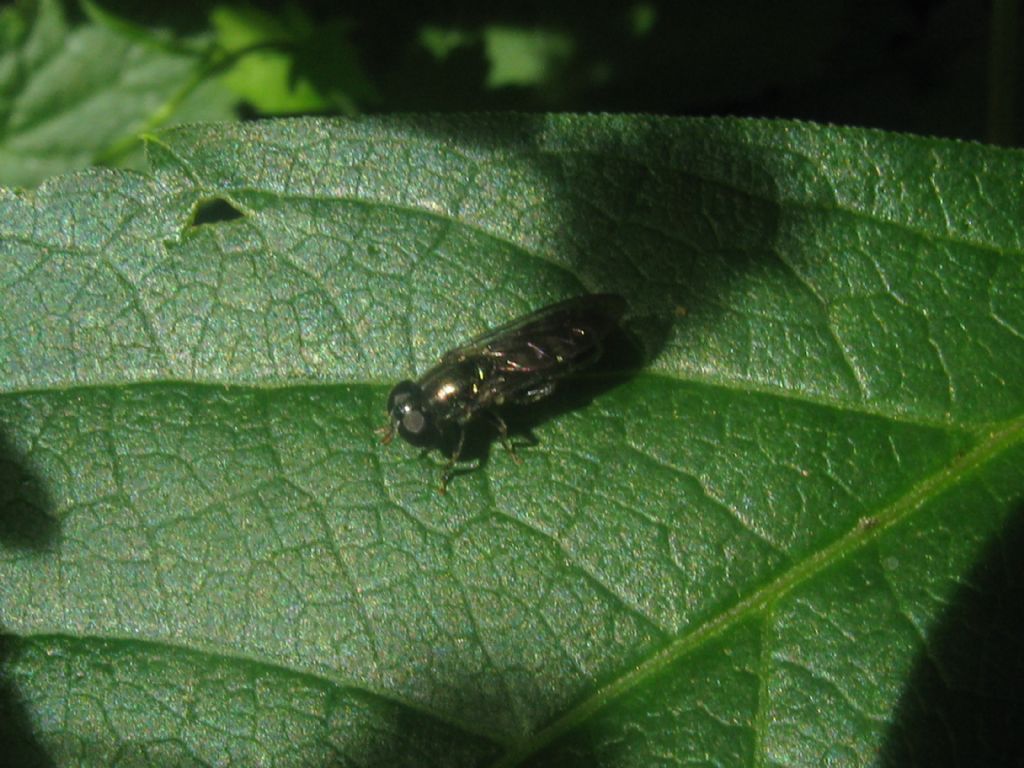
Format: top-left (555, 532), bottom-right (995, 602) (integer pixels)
top-left (443, 294), bottom-right (626, 401)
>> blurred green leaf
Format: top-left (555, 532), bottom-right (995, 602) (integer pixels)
top-left (420, 25), bottom-right (475, 61)
top-left (1, 115), bottom-right (1022, 766)
top-left (483, 26), bottom-right (574, 89)
top-left (628, 3), bottom-right (657, 38)
top-left (211, 3), bottom-right (376, 116)
top-left (210, 4), bottom-right (328, 113)
top-left (0, 0), bottom-right (238, 188)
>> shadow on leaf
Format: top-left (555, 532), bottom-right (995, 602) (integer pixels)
top-left (879, 503), bottom-right (1024, 766)
top-left (349, 654), bottom-right (610, 768)
top-left (0, 431), bottom-right (59, 766)
top-left (0, 428), bottom-right (59, 551)
top-left (399, 113), bottom-right (782, 366)
top-left (0, 636), bottom-right (56, 768)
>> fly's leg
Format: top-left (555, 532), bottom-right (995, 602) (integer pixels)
top-left (440, 426), bottom-right (466, 494)
top-left (486, 411), bottom-right (523, 465)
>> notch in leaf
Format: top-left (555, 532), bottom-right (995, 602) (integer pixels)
top-left (189, 197), bottom-right (245, 227)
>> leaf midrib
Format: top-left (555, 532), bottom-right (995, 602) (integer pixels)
top-left (0, 374), bottom-right (995, 431)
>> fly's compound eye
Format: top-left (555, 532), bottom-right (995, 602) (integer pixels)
top-left (401, 409), bottom-right (427, 436)
top-left (386, 380), bottom-right (433, 445)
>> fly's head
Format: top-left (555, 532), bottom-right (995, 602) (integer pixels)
top-left (383, 380), bottom-right (435, 446)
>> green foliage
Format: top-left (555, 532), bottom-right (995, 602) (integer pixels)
top-left (483, 27), bottom-right (574, 89)
top-left (210, 4), bottom-right (330, 113)
top-left (210, 4), bottom-right (376, 115)
top-left (1, 115), bottom-right (1022, 766)
top-left (0, 0), bottom-right (237, 187)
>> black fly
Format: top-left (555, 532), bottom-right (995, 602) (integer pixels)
top-left (379, 294), bottom-right (627, 492)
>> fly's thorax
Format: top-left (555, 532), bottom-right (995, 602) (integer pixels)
top-left (418, 358), bottom-right (491, 423)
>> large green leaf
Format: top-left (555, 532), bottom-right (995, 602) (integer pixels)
top-left (1, 115), bottom-right (1022, 766)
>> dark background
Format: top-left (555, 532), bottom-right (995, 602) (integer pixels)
top-left (99, 0), bottom-right (1018, 145)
